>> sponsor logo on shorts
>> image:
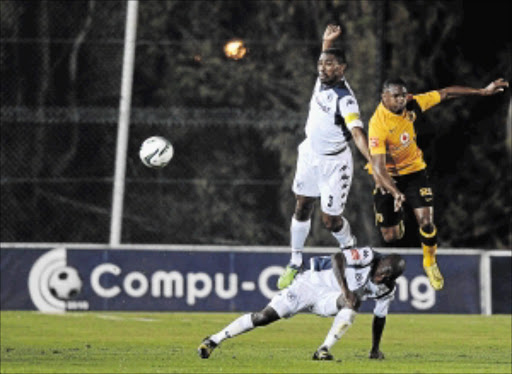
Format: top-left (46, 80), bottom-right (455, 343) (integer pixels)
top-left (419, 187), bottom-right (432, 196)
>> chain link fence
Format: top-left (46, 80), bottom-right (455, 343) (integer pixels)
top-left (1, 1), bottom-right (382, 245)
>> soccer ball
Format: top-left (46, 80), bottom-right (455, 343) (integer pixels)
top-left (48, 266), bottom-right (83, 300)
top-left (139, 136), bottom-right (174, 169)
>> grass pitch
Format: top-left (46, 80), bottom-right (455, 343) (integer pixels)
top-left (1, 312), bottom-right (511, 373)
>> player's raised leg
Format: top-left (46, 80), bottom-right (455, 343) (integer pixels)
top-left (324, 214), bottom-right (356, 249)
top-left (277, 195), bottom-right (314, 289)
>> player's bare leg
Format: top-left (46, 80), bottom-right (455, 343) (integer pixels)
top-left (198, 307), bottom-right (280, 359)
top-left (379, 221), bottom-right (405, 243)
top-left (415, 207), bottom-right (443, 290)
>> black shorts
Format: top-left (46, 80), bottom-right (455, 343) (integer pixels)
top-left (373, 170), bottom-right (434, 228)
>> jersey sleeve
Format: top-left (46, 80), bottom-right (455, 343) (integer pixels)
top-left (413, 91), bottom-right (441, 112)
top-left (368, 115), bottom-right (387, 155)
top-left (342, 247), bottom-right (374, 266)
top-left (338, 95), bottom-right (363, 130)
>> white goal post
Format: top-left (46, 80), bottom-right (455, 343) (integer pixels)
top-left (110, 0), bottom-right (139, 246)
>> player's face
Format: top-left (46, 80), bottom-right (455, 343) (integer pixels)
top-left (373, 262), bottom-right (393, 284)
top-left (318, 53), bottom-right (346, 84)
top-left (382, 85), bottom-right (408, 114)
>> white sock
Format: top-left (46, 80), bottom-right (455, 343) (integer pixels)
top-left (331, 216), bottom-right (354, 249)
top-left (290, 217), bottom-right (311, 266)
top-left (210, 314), bottom-right (254, 345)
top-left (321, 308), bottom-right (355, 350)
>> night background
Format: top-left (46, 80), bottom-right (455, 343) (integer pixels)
top-left (0, 0), bottom-right (511, 249)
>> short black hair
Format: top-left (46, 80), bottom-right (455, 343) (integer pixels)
top-left (322, 48), bottom-right (347, 64)
top-left (387, 254), bottom-right (406, 280)
top-left (377, 253), bottom-right (406, 281)
top-left (382, 78), bottom-right (407, 93)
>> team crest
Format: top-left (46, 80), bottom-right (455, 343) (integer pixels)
top-left (405, 110), bottom-right (417, 122)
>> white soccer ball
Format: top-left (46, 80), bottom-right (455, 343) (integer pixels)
top-left (139, 136), bottom-right (174, 169)
top-left (48, 266), bottom-right (83, 300)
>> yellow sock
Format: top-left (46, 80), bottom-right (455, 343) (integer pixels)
top-left (422, 243), bottom-right (437, 267)
top-left (420, 225), bottom-right (437, 267)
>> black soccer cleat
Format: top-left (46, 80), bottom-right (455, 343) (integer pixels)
top-left (312, 346), bottom-right (334, 361)
top-left (198, 337), bottom-right (218, 359)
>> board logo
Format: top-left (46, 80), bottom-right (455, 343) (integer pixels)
top-left (28, 248), bottom-right (89, 312)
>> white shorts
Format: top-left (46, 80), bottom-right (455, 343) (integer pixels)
top-left (292, 139), bottom-right (353, 216)
top-left (268, 272), bottom-right (341, 318)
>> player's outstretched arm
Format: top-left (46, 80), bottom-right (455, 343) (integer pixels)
top-left (322, 24), bottom-right (342, 51)
top-left (438, 78), bottom-right (509, 101)
top-left (369, 315), bottom-right (386, 359)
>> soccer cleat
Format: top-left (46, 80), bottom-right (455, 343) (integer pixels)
top-left (312, 346), bottom-right (334, 361)
top-left (197, 337), bottom-right (218, 359)
top-left (424, 263), bottom-right (444, 291)
top-left (277, 264), bottom-right (300, 290)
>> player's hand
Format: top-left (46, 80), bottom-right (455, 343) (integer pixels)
top-left (323, 24), bottom-right (342, 42)
top-left (393, 192), bottom-right (406, 212)
top-left (482, 78), bottom-right (509, 96)
top-left (369, 349), bottom-right (385, 359)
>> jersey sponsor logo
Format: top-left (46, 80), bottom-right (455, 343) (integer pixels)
top-left (400, 132), bottom-right (410, 144)
top-left (350, 249), bottom-right (360, 260)
top-left (370, 137), bottom-right (380, 148)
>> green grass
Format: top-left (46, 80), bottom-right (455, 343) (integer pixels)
top-left (1, 312), bottom-right (511, 373)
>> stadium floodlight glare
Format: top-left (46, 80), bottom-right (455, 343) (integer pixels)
top-left (224, 39), bottom-right (247, 60)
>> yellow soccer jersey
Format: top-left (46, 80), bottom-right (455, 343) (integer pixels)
top-left (367, 91), bottom-right (441, 176)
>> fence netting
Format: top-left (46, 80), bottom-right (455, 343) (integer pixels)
top-left (0, 1), bottom-right (380, 245)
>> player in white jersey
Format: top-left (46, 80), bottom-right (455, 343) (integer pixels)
top-left (198, 246), bottom-right (406, 361)
top-left (277, 24), bottom-right (376, 290)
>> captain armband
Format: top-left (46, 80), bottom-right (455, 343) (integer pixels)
top-left (344, 112), bottom-right (360, 124)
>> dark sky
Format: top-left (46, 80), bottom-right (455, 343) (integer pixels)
top-left (459, 2), bottom-right (511, 76)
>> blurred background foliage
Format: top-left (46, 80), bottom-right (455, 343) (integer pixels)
top-left (1, 0), bottom-right (510, 248)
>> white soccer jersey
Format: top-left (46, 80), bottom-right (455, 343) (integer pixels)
top-left (270, 249), bottom-right (395, 319)
top-left (341, 247), bottom-right (396, 317)
top-left (304, 78), bottom-right (363, 155)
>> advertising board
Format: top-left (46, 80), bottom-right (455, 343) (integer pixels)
top-left (3, 246), bottom-right (506, 314)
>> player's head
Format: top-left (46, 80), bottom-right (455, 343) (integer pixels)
top-left (372, 254), bottom-right (405, 284)
top-left (381, 78), bottom-right (408, 114)
top-left (318, 48), bottom-right (347, 85)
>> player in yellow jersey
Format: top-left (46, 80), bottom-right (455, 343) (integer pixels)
top-left (368, 77), bottom-right (508, 290)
